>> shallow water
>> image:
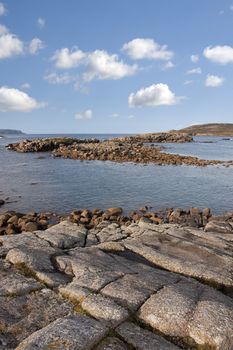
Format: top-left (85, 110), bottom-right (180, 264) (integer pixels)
top-left (0, 134), bottom-right (233, 214)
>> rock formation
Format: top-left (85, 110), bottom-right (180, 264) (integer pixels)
top-left (0, 213), bottom-right (232, 349)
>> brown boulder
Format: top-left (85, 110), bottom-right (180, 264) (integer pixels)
top-left (106, 207), bottom-right (123, 216)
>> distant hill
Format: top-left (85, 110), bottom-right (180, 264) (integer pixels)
top-left (0, 129), bottom-right (25, 136)
top-left (173, 123), bottom-right (233, 136)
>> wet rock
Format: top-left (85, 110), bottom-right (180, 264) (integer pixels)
top-left (0, 199), bottom-right (5, 206)
top-left (16, 314), bottom-right (108, 350)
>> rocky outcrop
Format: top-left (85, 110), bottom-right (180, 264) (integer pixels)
top-left (0, 211), bottom-right (60, 235)
top-left (112, 132), bottom-right (194, 143)
top-left (7, 137), bottom-right (99, 153)
top-left (0, 215), bottom-right (232, 349)
top-left (7, 135), bottom-right (233, 166)
top-left (53, 140), bottom-right (227, 166)
top-left (1, 206), bottom-right (233, 236)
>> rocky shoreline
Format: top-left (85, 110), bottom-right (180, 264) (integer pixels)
top-left (6, 136), bottom-right (233, 167)
top-left (0, 204), bottom-right (232, 349)
top-left (0, 205), bottom-right (232, 236)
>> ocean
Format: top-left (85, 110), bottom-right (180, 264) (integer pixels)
top-left (1, 134), bottom-right (233, 214)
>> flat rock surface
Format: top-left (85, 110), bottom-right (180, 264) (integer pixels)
top-left (0, 220), bottom-right (232, 349)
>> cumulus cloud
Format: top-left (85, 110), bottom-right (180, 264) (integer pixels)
top-left (52, 47), bottom-right (86, 69)
top-left (122, 38), bottom-right (174, 61)
top-left (203, 45), bottom-right (233, 64)
top-left (186, 67), bottom-right (202, 75)
top-left (0, 2), bottom-right (6, 16)
top-left (128, 83), bottom-right (183, 107)
top-left (44, 72), bottom-right (75, 85)
top-left (51, 45), bottom-right (138, 81)
top-left (28, 37), bottom-right (45, 54)
top-left (83, 50), bottom-right (137, 81)
top-left (0, 25), bottom-right (24, 59)
top-left (191, 54), bottom-right (199, 63)
top-left (0, 86), bottom-right (46, 112)
top-left (205, 74), bottom-right (224, 87)
top-left (37, 17), bottom-right (45, 29)
top-left (75, 109), bottom-right (92, 120)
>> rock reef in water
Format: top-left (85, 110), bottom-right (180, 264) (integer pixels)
top-left (0, 205), bottom-right (232, 349)
top-left (7, 136), bottom-right (232, 166)
top-left (7, 137), bottom-right (99, 153)
top-left (111, 132), bottom-right (194, 143)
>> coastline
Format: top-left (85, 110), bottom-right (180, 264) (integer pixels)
top-left (0, 204), bottom-right (232, 235)
top-left (0, 203), bottom-right (232, 349)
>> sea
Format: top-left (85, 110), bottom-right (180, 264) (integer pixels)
top-left (0, 134), bottom-right (233, 214)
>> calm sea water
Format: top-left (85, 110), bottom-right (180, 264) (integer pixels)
top-left (0, 134), bottom-right (233, 214)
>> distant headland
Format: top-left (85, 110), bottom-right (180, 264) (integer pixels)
top-left (0, 129), bottom-right (25, 136)
top-left (173, 123), bottom-right (233, 136)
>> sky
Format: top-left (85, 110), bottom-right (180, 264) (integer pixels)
top-left (0, 0), bottom-right (233, 134)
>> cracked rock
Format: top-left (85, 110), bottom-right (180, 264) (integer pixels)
top-left (16, 314), bottom-right (108, 350)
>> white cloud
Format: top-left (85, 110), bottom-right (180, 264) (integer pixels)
top-left (186, 67), bottom-right (202, 75)
top-left (191, 54), bottom-right (199, 63)
top-left (162, 61), bottom-right (175, 70)
top-left (20, 83), bottom-right (31, 90)
top-left (37, 17), bottom-right (45, 29)
top-left (0, 26), bottom-right (24, 59)
top-left (75, 109), bottom-right (92, 120)
top-left (122, 38), bottom-right (174, 61)
top-left (230, 4), bottom-right (233, 11)
top-left (205, 74), bottom-right (224, 87)
top-left (128, 114), bottom-right (135, 119)
top-left (52, 47), bottom-right (86, 69)
top-left (0, 2), bottom-right (6, 16)
top-left (0, 86), bottom-right (46, 112)
top-left (83, 50), bottom-right (137, 81)
top-left (28, 37), bottom-right (45, 54)
top-left (44, 72), bottom-right (75, 85)
top-left (203, 45), bottom-right (233, 64)
top-left (128, 83), bottom-right (183, 107)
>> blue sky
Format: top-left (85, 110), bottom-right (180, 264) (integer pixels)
top-left (0, 0), bottom-right (233, 134)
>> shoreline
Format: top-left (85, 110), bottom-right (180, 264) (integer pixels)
top-left (1, 204), bottom-right (233, 236)
top-left (0, 203), bottom-right (232, 349)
